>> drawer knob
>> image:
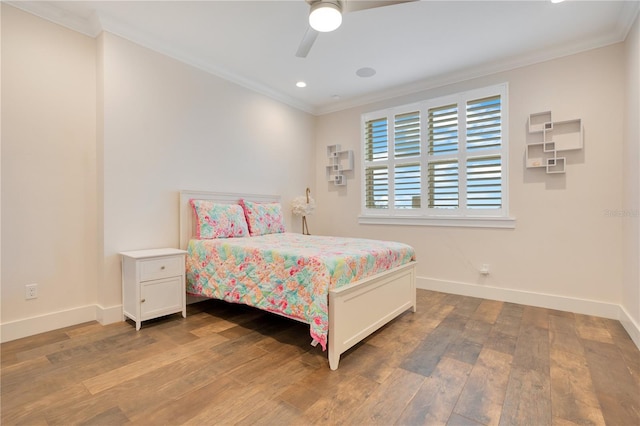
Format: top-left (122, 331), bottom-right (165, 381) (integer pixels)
top-left (141, 298), bottom-right (146, 303)
top-left (161, 266), bottom-right (166, 270)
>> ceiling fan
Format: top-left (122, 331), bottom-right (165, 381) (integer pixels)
top-left (296, 0), bottom-right (416, 58)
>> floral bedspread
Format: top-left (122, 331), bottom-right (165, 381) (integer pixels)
top-left (186, 233), bottom-right (416, 350)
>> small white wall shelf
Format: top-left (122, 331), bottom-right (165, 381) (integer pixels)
top-left (326, 144), bottom-right (354, 186)
top-left (526, 111), bottom-right (583, 174)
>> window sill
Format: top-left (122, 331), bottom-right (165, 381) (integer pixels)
top-left (358, 215), bottom-right (516, 229)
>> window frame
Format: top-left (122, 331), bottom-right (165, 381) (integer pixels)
top-left (359, 83), bottom-right (515, 229)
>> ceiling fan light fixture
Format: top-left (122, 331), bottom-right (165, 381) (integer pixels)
top-left (309, 1), bottom-right (342, 32)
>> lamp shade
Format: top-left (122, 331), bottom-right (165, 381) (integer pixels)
top-left (291, 195), bottom-right (316, 216)
top-left (309, 1), bottom-right (342, 32)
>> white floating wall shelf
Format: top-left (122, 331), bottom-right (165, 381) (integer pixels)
top-left (526, 111), bottom-right (583, 174)
top-left (326, 144), bottom-right (354, 186)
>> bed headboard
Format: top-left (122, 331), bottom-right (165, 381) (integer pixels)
top-left (179, 190), bottom-right (281, 250)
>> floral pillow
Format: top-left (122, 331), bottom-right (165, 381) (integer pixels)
top-left (239, 199), bottom-right (286, 236)
top-left (189, 200), bottom-right (249, 239)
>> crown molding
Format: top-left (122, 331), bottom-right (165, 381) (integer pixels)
top-left (5, 0), bottom-right (102, 36)
top-left (5, 0), bottom-right (638, 118)
top-left (316, 26), bottom-right (632, 116)
top-left (96, 12), bottom-right (316, 114)
top-left (617, 0), bottom-right (640, 41)
top-left (4, 0), bottom-right (317, 114)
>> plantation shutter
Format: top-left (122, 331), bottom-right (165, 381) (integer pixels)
top-left (466, 95), bottom-right (501, 151)
top-left (428, 160), bottom-right (459, 208)
top-left (394, 163), bottom-right (421, 208)
top-left (394, 111), bottom-right (420, 158)
top-left (465, 94), bottom-right (502, 209)
top-left (428, 104), bottom-right (458, 154)
top-left (467, 156), bottom-right (502, 209)
top-left (361, 83), bottom-right (507, 221)
top-left (365, 166), bottom-right (389, 209)
top-left (393, 111), bottom-right (421, 208)
top-left (427, 103), bottom-right (459, 209)
top-left (365, 117), bottom-right (388, 161)
top-left (364, 117), bottom-right (389, 209)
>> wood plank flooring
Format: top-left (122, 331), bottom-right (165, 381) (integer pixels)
top-left (2, 289), bottom-right (638, 425)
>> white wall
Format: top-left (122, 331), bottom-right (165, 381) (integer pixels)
top-left (1, 5), bottom-right (315, 340)
top-left (1, 5), bottom-right (98, 340)
top-left (1, 3), bottom-right (636, 344)
top-left (98, 32), bottom-right (315, 311)
top-left (314, 43), bottom-right (630, 326)
top-left (622, 14), bottom-right (640, 345)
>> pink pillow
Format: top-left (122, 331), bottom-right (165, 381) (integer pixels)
top-left (239, 199), bottom-right (286, 236)
top-left (189, 200), bottom-right (249, 239)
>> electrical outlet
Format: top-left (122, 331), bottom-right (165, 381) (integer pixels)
top-left (480, 264), bottom-right (490, 275)
top-left (26, 283), bottom-right (38, 300)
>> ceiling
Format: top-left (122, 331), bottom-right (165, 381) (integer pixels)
top-left (9, 0), bottom-right (640, 115)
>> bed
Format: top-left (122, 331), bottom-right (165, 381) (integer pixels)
top-left (179, 190), bottom-right (417, 370)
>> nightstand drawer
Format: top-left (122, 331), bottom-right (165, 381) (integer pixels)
top-left (139, 256), bottom-right (183, 281)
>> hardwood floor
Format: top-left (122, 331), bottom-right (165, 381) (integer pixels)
top-left (2, 289), bottom-right (638, 425)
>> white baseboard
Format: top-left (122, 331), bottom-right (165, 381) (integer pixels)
top-left (417, 276), bottom-right (640, 349)
top-left (0, 303), bottom-right (124, 343)
top-left (96, 303), bottom-right (123, 325)
top-left (3, 281), bottom-right (638, 351)
top-left (619, 305), bottom-right (640, 349)
top-left (1, 305), bottom-right (98, 343)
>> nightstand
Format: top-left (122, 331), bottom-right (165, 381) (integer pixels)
top-left (120, 248), bottom-right (187, 330)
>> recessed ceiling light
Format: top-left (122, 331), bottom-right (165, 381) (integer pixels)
top-left (296, 81), bottom-right (307, 88)
top-left (550, 0), bottom-right (565, 3)
top-left (356, 67), bottom-right (376, 78)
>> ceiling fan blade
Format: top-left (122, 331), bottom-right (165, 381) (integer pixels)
top-left (343, 0), bottom-right (416, 14)
top-left (295, 26), bottom-right (319, 58)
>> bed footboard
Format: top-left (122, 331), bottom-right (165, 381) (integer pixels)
top-left (327, 261), bottom-right (417, 370)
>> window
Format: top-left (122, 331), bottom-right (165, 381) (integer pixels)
top-left (361, 83), bottom-right (513, 228)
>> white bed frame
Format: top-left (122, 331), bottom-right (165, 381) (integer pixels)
top-left (179, 190), bottom-right (417, 370)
